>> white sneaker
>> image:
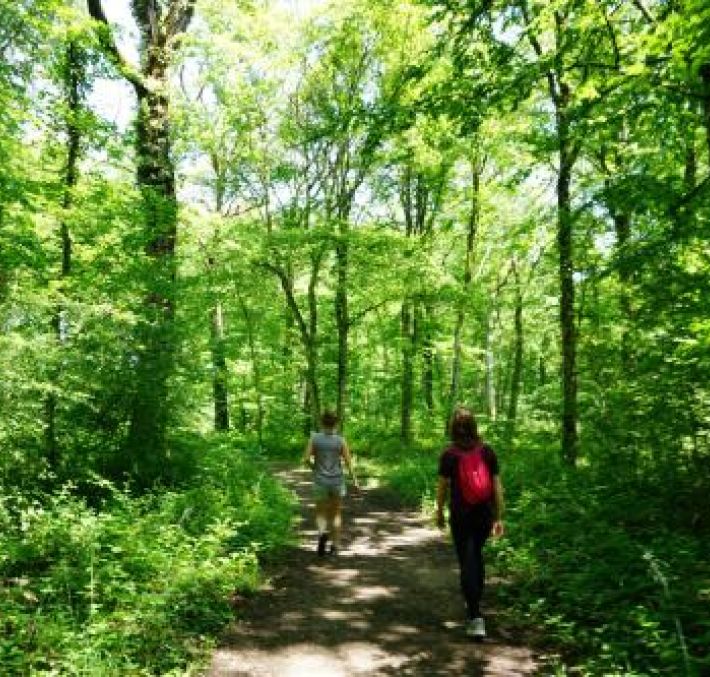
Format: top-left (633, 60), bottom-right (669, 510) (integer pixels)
top-left (465, 617), bottom-right (486, 640)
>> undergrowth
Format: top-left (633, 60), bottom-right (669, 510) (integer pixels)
top-left (361, 428), bottom-right (710, 676)
top-left (0, 436), bottom-right (296, 676)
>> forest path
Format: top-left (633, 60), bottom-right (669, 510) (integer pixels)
top-left (208, 465), bottom-right (538, 676)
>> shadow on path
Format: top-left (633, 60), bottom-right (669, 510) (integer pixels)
top-left (208, 467), bottom-right (537, 676)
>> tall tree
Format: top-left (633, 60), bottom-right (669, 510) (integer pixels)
top-left (45, 37), bottom-right (85, 469)
top-left (87, 0), bottom-right (196, 473)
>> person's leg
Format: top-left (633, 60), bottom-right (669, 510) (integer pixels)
top-left (467, 526), bottom-right (490, 619)
top-left (451, 518), bottom-right (490, 620)
top-left (450, 518), bottom-right (474, 617)
top-left (313, 485), bottom-right (330, 555)
top-left (326, 495), bottom-right (343, 551)
top-left (315, 498), bottom-right (328, 534)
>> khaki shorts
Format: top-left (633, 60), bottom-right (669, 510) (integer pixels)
top-left (313, 481), bottom-right (347, 501)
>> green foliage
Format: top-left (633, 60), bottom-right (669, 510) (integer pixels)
top-left (0, 440), bottom-right (296, 675)
top-left (373, 432), bottom-right (709, 675)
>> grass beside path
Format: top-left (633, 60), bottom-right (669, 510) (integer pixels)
top-left (362, 432), bottom-right (710, 676)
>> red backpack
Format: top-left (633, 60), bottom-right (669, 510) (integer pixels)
top-left (453, 444), bottom-right (493, 507)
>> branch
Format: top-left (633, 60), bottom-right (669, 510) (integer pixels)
top-left (86, 0), bottom-right (147, 96)
top-left (517, 0), bottom-right (560, 104)
top-left (258, 261), bottom-right (311, 345)
top-left (631, 0), bottom-right (655, 24)
top-left (669, 174), bottom-right (710, 217)
top-left (348, 298), bottom-right (395, 328)
top-left (165, 0), bottom-right (197, 45)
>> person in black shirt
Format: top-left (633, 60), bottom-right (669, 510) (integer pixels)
top-left (436, 407), bottom-right (505, 640)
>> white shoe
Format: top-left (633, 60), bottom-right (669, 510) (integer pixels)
top-left (465, 617), bottom-right (486, 640)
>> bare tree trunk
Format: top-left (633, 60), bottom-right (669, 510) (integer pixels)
top-left (485, 315), bottom-right (497, 420)
top-left (209, 166), bottom-right (230, 433)
top-left (210, 303), bottom-right (229, 431)
top-left (335, 233), bottom-right (348, 425)
top-left (45, 39), bottom-right (81, 471)
top-left (400, 300), bottom-right (414, 442)
top-left (421, 303), bottom-right (434, 411)
top-left (265, 248), bottom-right (323, 431)
top-left (507, 262), bottom-right (524, 430)
top-left (450, 159), bottom-right (481, 408)
top-left (700, 64), bottom-right (710, 159)
top-left (237, 296), bottom-right (265, 447)
top-left (89, 0), bottom-right (196, 477)
top-left (558, 106), bottom-right (578, 465)
top-left (518, 5), bottom-right (579, 464)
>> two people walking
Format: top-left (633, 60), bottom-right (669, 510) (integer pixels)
top-left (303, 405), bottom-right (504, 640)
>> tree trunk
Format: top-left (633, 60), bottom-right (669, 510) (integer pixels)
top-left (307, 251), bottom-right (322, 427)
top-left (268, 250), bottom-right (323, 431)
top-left (400, 299), bottom-right (414, 442)
top-left (507, 262), bottom-right (524, 430)
top-left (45, 39), bottom-right (81, 471)
top-left (557, 100), bottom-right (578, 466)
top-left (449, 159), bottom-right (480, 409)
top-left (613, 209), bottom-right (633, 361)
top-left (700, 64), bottom-right (710, 159)
top-left (210, 303), bottom-right (229, 431)
top-left (421, 303), bottom-right (434, 411)
top-left (208, 163), bottom-right (230, 433)
top-left (88, 0), bottom-right (196, 477)
top-left (485, 315), bottom-right (497, 420)
top-left (335, 234), bottom-right (348, 425)
top-left (126, 59), bottom-right (179, 465)
top-left (237, 296), bottom-right (265, 447)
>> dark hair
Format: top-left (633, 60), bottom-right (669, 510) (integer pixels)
top-left (448, 407), bottom-right (480, 447)
top-left (320, 410), bottom-right (338, 430)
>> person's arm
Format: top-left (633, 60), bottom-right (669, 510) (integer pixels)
top-left (492, 475), bottom-right (505, 536)
top-left (341, 441), bottom-right (360, 489)
top-left (302, 438), bottom-right (314, 467)
top-left (436, 476), bottom-right (449, 529)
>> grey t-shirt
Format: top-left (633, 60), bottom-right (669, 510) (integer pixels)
top-left (312, 431), bottom-right (344, 486)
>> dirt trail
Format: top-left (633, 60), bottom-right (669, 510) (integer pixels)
top-left (208, 466), bottom-right (538, 676)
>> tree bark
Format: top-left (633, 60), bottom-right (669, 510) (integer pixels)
top-left (400, 299), bottom-right (414, 442)
top-left (88, 0), bottom-right (196, 474)
top-left (208, 163), bottom-right (230, 432)
top-left (45, 39), bottom-right (82, 471)
top-left (421, 303), bottom-right (434, 411)
top-left (557, 101), bottom-right (578, 465)
top-left (519, 3), bottom-right (579, 464)
top-left (237, 296), bottom-right (265, 447)
top-left (210, 303), bottom-right (229, 431)
top-left (700, 64), bottom-right (710, 159)
top-left (485, 315), bottom-right (497, 420)
top-left (335, 232), bottom-right (349, 425)
top-left (450, 158), bottom-right (481, 409)
top-left (265, 250), bottom-right (323, 430)
top-left (507, 262), bottom-right (524, 430)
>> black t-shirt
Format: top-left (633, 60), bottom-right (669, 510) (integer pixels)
top-left (438, 443), bottom-right (499, 519)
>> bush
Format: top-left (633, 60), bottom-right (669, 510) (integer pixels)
top-left (0, 437), bottom-right (296, 675)
top-left (371, 431), bottom-right (709, 676)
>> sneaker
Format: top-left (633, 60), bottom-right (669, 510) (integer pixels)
top-left (317, 533), bottom-right (328, 557)
top-left (465, 617), bottom-right (486, 640)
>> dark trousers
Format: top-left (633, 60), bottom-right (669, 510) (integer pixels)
top-left (450, 514), bottom-right (492, 619)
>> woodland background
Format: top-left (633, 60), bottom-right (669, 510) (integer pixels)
top-left (1, 0), bottom-right (709, 674)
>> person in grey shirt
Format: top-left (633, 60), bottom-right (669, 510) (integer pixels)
top-left (302, 410), bottom-right (360, 556)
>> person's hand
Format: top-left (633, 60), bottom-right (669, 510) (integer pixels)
top-left (492, 520), bottom-right (505, 538)
top-left (436, 509), bottom-right (446, 530)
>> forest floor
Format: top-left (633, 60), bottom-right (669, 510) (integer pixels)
top-left (207, 465), bottom-right (540, 676)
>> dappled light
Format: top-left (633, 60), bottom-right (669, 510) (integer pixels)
top-left (209, 468), bottom-right (537, 676)
top-left (1, 0), bottom-right (708, 673)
